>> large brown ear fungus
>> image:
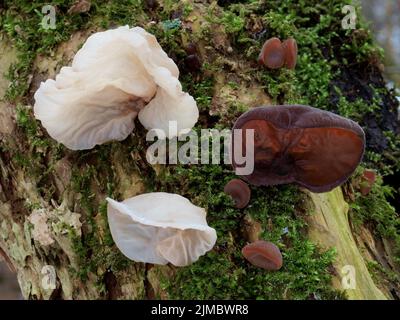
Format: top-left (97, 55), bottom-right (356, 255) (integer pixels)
top-left (232, 105), bottom-right (366, 193)
top-left (242, 240), bottom-right (283, 271)
top-left (258, 37), bottom-right (285, 69)
top-left (224, 179), bottom-right (251, 209)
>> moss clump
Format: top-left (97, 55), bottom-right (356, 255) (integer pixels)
top-left (367, 260), bottom-right (400, 290)
top-left (160, 165), bottom-right (340, 299)
top-left (347, 167), bottom-right (400, 292)
top-left (12, 105), bottom-right (64, 201)
top-left (68, 153), bottom-right (133, 280)
top-left (182, 76), bottom-right (214, 112)
top-left (218, 0), bottom-right (399, 175)
top-left (1, 0), bottom-right (399, 299)
top-left (1, 1), bottom-right (88, 100)
top-left (350, 170), bottom-right (400, 262)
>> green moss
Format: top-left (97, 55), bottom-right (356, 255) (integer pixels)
top-left (159, 163), bottom-right (340, 299)
top-left (367, 260), bottom-right (400, 288)
top-left (237, 3), bottom-right (335, 108)
top-left (349, 171), bottom-right (400, 260)
top-left (2, 0), bottom-right (400, 300)
top-left (66, 140), bottom-right (150, 281)
top-left (348, 168), bottom-right (400, 292)
top-left (155, 0), bottom-right (398, 298)
top-left (71, 165), bottom-right (96, 216)
top-left (99, 201), bottom-right (114, 247)
top-left (15, 105), bottom-right (38, 136)
top-left (182, 76), bottom-right (214, 112)
top-left (69, 214), bottom-right (130, 280)
top-left (219, 10), bottom-right (245, 35)
top-left (91, 0), bottom-right (147, 28)
top-left (235, 0), bottom-right (400, 176)
top-left (69, 166), bottom-right (98, 279)
top-left (13, 105), bottom-right (63, 198)
top-left (15, 104), bottom-right (51, 148)
top-left (1, 1), bottom-right (88, 100)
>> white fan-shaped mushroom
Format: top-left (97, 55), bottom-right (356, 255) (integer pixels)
top-left (106, 193), bottom-right (217, 266)
top-left (34, 26), bottom-right (199, 150)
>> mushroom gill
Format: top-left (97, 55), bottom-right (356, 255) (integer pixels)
top-left (106, 192), bottom-right (217, 266)
top-left (34, 26), bottom-right (199, 150)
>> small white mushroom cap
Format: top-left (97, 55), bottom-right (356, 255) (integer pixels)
top-left (34, 26), bottom-right (199, 150)
top-left (106, 193), bottom-right (217, 266)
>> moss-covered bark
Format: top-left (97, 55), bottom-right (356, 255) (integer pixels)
top-left (1, 0), bottom-right (400, 299)
top-left (306, 188), bottom-right (387, 299)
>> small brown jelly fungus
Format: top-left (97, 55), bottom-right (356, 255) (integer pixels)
top-left (184, 54), bottom-right (202, 73)
top-left (242, 240), bottom-right (283, 271)
top-left (145, 0), bottom-right (158, 10)
top-left (232, 105), bottom-right (366, 193)
top-left (224, 179), bottom-right (251, 209)
top-left (360, 169), bottom-right (376, 196)
top-left (186, 43), bottom-right (198, 55)
top-left (258, 37), bottom-right (285, 69)
top-left (282, 38), bottom-right (298, 69)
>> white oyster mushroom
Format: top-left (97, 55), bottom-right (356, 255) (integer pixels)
top-left (106, 193), bottom-right (217, 266)
top-left (34, 26), bottom-right (199, 150)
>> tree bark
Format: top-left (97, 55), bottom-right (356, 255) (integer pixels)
top-left (1, 0), bottom-right (399, 300)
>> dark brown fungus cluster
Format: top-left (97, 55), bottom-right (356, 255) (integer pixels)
top-left (242, 240), bottom-right (283, 271)
top-left (186, 43), bottom-right (198, 55)
top-left (259, 37), bottom-right (298, 70)
top-left (232, 105), bottom-right (366, 193)
top-left (145, 0), bottom-right (159, 10)
top-left (184, 43), bottom-right (202, 73)
top-left (224, 179), bottom-right (251, 209)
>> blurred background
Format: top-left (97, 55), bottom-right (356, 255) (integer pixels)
top-left (0, 0), bottom-right (399, 300)
top-left (0, 259), bottom-right (21, 299)
top-left (361, 0), bottom-right (400, 88)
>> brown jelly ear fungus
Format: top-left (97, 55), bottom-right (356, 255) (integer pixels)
top-left (232, 105), bottom-right (366, 193)
top-left (224, 179), bottom-right (251, 209)
top-left (259, 37), bottom-right (298, 70)
top-left (282, 38), bottom-right (298, 69)
top-left (242, 240), bottom-right (283, 271)
top-left (258, 37), bottom-right (285, 69)
top-left (360, 169), bottom-right (376, 196)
